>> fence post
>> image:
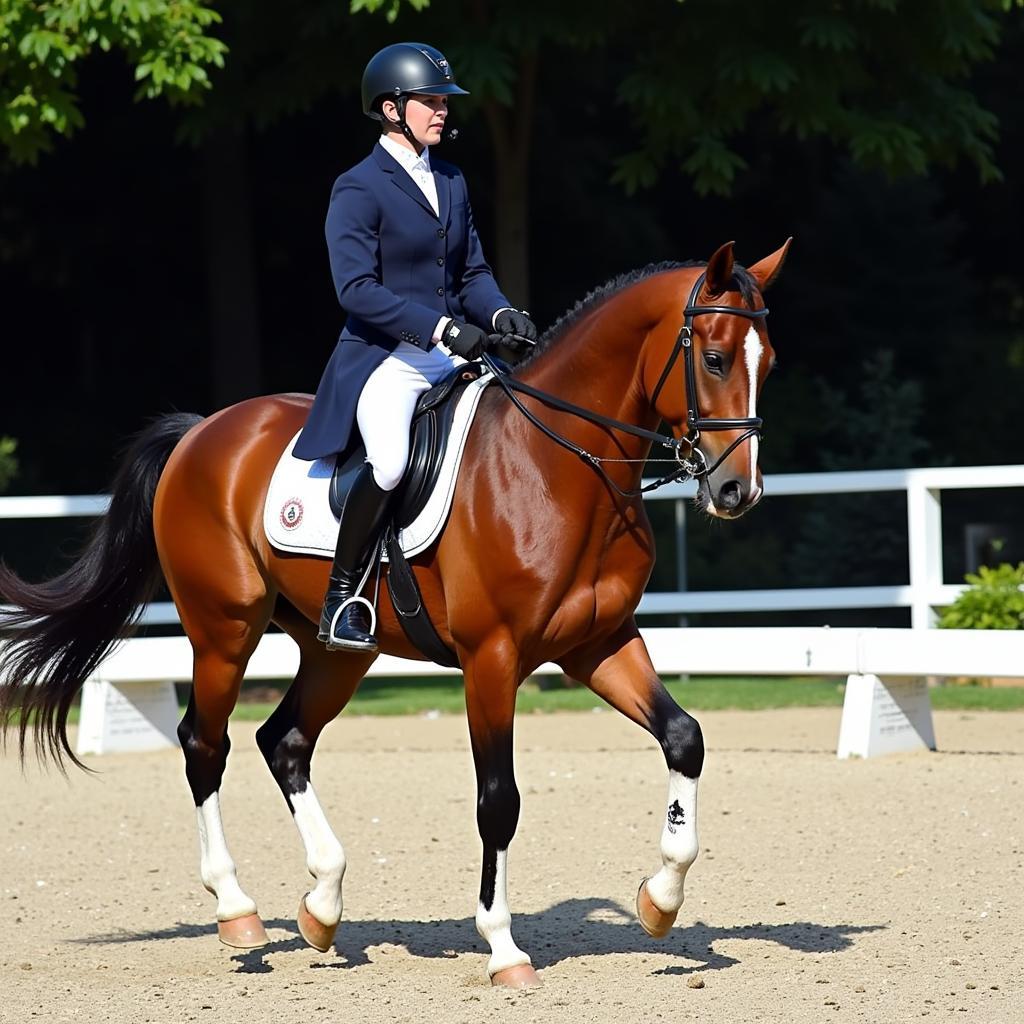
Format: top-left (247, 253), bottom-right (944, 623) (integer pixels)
top-left (906, 482), bottom-right (943, 629)
top-left (675, 497), bottom-right (688, 627)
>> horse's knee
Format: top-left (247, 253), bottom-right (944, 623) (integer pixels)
top-left (662, 711), bottom-right (704, 779)
top-left (477, 774), bottom-right (521, 852)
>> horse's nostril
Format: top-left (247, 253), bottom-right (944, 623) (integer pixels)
top-left (718, 480), bottom-right (744, 509)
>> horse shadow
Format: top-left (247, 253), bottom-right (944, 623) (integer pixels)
top-left (69, 897), bottom-right (884, 976)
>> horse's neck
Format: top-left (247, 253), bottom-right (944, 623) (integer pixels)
top-left (514, 280), bottom-right (668, 474)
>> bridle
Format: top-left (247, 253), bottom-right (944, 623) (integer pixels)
top-left (650, 270), bottom-right (769, 476)
top-left (481, 270), bottom-right (770, 498)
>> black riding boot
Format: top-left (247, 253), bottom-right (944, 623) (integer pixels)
top-left (318, 464), bottom-right (395, 651)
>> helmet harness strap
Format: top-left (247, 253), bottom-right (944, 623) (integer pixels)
top-left (384, 90), bottom-right (416, 143)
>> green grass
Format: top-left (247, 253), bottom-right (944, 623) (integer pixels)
top-left (58, 675), bottom-right (1024, 725)
top-left (220, 674), bottom-right (1024, 719)
top-left (930, 686), bottom-right (1024, 711)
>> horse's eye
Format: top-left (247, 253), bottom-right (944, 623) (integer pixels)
top-left (703, 351), bottom-right (724, 373)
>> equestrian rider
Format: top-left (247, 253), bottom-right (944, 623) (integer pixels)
top-left (293, 42), bottom-right (537, 652)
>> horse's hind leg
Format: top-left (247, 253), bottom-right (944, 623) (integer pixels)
top-left (177, 626), bottom-right (273, 948)
top-left (256, 599), bottom-right (374, 952)
top-left (166, 521), bottom-right (275, 949)
top-left (560, 620), bottom-right (703, 939)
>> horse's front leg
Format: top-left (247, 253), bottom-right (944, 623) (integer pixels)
top-left (560, 620), bottom-right (703, 938)
top-left (460, 639), bottom-right (542, 988)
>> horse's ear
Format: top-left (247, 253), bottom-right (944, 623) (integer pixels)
top-left (703, 241), bottom-right (735, 297)
top-left (747, 237), bottom-right (793, 292)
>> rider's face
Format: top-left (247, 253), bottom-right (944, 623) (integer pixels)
top-left (382, 93), bottom-right (448, 150)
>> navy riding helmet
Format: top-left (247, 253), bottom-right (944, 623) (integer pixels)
top-left (361, 42), bottom-right (469, 123)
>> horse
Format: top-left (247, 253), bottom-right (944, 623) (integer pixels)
top-left (0, 239), bottom-right (788, 988)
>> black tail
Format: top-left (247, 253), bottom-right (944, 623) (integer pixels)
top-left (0, 413), bottom-right (203, 769)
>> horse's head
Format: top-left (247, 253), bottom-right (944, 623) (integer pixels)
top-left (644, 239), bottom-right (790, 519)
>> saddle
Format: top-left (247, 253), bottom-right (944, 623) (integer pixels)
top-left (328, 362), bottom-right (487, 669)
top-left (328, 363), bottom-right (484, 524)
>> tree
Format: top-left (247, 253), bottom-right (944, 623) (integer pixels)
top-left (6, 1), bottom-right (1022, 305)
top-left (353, 0), bottom-right (1023, 304)
top-left (1, 0), bottom-right (227, 162)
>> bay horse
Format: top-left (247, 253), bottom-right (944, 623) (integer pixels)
top-left (0, 240), bottom-right (788, 987)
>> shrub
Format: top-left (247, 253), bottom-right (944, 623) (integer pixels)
top-left (937, 563), bottom-right (1024, 630)
top-left (0, 437), bottom-right (18, 493)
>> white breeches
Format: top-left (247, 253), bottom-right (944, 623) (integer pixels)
top-left (356, 341), bottom-right (460, 491)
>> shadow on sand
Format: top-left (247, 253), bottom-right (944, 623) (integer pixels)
top-left (69, 897), bottom-right (884, 976)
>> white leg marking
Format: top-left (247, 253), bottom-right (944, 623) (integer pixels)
top-left (291, 785), bottom-right (347, 927)
top-left (476, 849), bottom-right (532, 977)
top-left (646, 771), bottom-right (699, 914)
top-left (196, 793), bottom-right (258, 922)
top-left (743, 325), bottom-right (763, 494)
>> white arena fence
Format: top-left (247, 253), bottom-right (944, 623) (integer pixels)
top-left (2, 464), bottom-right (1022, 629)
top-left (2, 465), bottom-right (1023, 759)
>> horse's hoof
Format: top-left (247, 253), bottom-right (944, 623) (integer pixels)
top-left (297, 894), bottom-right (337, 952)
top-left (491, 963), bottom-right (542, 989)
top-left (217, 913), bottom-right (269, 948)
top-left (636, 878), bottom-right (677, 939)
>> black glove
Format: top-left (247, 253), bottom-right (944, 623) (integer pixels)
top-left (494, 308), bottom-right (538, 342)
top-left (442, 319), bottom-right (488, 360)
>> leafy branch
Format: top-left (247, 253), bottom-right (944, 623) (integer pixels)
top-left (1, 0), bottom-right (227, 161)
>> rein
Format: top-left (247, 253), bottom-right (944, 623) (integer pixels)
top-left (482, 271), bottom-right (770, 498)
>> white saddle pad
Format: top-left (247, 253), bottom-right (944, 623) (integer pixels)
top-left (264, 374), bottom-right (493, 559)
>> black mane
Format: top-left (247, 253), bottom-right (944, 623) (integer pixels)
top-left (522, 259), bottom-right (760, 366)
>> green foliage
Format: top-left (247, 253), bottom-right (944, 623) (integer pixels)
top-left (350, 0), bottom-right (429, 24)
top-left (0, 436), bottom-right (16, 492)
top-left (938, 563), bottom-right (1024, 629)
top-left (8, 0), bottom-right (1016, 196)
top-left (345, 0), bottom-right (1020, 199)
top-left (612, 0), bottom-right (1014, 196)
top-left (1, 0), bottom-right (227, 161)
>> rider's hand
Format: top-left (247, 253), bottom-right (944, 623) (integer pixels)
top-left (494, 308), bottom-right (538, 342)
top-left (441, 320), bottom-right (488, 360)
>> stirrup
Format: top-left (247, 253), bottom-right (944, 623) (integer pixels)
top-left (325, 596), bottom-right (378, 652)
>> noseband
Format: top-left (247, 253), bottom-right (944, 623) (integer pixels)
top-left (482, 270), bottom-right (770, 497)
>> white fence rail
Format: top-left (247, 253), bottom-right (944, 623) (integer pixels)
top-left (2, 464), bottom-right (1022, 629)
top-left (67, 626), bottom-right (1024, 759)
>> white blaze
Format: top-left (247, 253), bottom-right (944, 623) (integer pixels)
top-left (743, 325), bottom-right (763, 494)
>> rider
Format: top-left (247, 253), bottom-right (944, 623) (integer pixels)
top-left (293, 41), bottom-right (537, 653)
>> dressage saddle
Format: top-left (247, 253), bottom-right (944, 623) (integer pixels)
top-left (328, 362), bottom-right (484, 525)
top-left (327, 362), bottom-right (488, 668)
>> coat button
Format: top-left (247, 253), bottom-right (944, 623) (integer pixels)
top-left (436, 256), bottom-right (445, 266)
top-left (437, 228), bottom-right (446, 238)
top-left (436, 286), bottom-right (444, 296)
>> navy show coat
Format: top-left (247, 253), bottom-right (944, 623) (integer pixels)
top-left (293, 142), bottom-right (511, 461)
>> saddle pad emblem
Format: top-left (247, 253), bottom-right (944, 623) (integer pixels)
top-left (279, 498), bottom-right (304, 531)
